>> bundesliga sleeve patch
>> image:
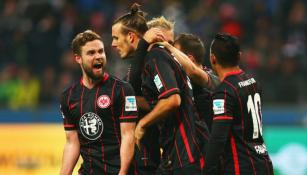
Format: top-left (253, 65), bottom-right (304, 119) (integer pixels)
top-left (125, 96), bottom-right (137, 111)
top-left (213, 99), bottom-right (225, 115)
top-left (154, 74), bottom-right (163, 92)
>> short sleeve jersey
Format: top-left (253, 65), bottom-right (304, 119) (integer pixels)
top-left (141, 46), bottom-right (206, 169)
top-left (211, 70), bottom-right (273, 174)
top-left (60, 73), bottom-right (138, 174)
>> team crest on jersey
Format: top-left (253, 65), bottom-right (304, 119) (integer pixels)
top-left (79, 112), bottom-right (103, 140)
top-left (97, 95), bottom-right (111, 108)
top-left (213, 99), bottom-right (225, 115)
top-left (125, 96), bottom-right (137, 111)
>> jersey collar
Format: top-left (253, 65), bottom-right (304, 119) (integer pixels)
top-left (224, 69), bottom-right (243, 80)
top-left (80, 73), bottom-right (109, 87)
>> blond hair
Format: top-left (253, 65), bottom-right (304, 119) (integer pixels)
top-left (147, 16), bottom-right (175, 30)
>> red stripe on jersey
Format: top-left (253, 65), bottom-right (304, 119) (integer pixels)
top-left (175, 139), bottom-right (183, 167)
top-left (80, 86), bottom-right (85, 116)
top-left (153, 59), bottom-right (168, 90)
top-left (176, 114), bottom-right (195, 163)
top-left (111, 80), bottom-right (121, 145)
top-left (230, 134), bottom-right (240, 175)
top-left (95, 87), bottom-right (100, 113)
top-left (64, 124), bottom-right (75, 128)
top-left (158, 88), bottom-right (179, 99)
top-left (119, 116), bottom-right (138, 119)
top-left (101, 139), bottom-right (107, 173)
top-left (213, 116), bottom-right (234, 120)
top-left (182, 112), bottom-right (202, 155)
top-left (143, 146), bottom-right (148, 166)
top-left (200, 156), bottom-right (205, 170)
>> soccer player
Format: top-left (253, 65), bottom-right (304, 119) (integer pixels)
top-left (204, 33), bottom-right (273, 174)
top-left (112, 4), bottom-right (204, 175)
top-left (59, 30), bottom-right (137, 175)
top-left (160, 33), bottom-right (220, 130)
top-left (112, 4), bottom-right (164, 175)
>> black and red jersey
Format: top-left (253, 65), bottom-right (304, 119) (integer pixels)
top-left (124, 39), bottom-right (161, 173)
top-left (192, 67), bottom-right (219, 130)
top-left (60, 73), bottom-right (138, 175)
top-left (141, 45), bottom-right (207, 170)
top-left (205, 70), bottom-right (273, 175)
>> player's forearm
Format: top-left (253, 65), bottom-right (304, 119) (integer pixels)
top-left (139, 94), bottom-right (180, 128)
top-left (119, 131), bottom-right (135, 175)
top-left (166, 44), bottom-right (211, 88)
top-left (60, 142), bottom-right (80, 175)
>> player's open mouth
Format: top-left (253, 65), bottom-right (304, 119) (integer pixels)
top-left (93, 63), bottom-right (103, 69)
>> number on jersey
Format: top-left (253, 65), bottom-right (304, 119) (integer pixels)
top-left (247, 93), bottom-right (263, 139)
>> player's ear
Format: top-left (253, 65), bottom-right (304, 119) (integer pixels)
top-left (74, 54), bottom-right (82, 64)
top-left (128, 31), bottom-right (136, 43)
top-left (187, 54), bottom-right (196, 64)
top-left (210, 53), bottom-right (216, 65)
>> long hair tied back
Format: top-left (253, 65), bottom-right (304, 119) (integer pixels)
top-left (130, 3), bottom-right (146, 17)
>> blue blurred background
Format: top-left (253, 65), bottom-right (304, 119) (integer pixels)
top-left (0, 0), bottom-right (306, 174)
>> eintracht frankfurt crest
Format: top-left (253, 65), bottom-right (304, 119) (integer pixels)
top-left (97, 95), bottom-right (111, 108)
top-left (79, 112), bottom-right (103, 140)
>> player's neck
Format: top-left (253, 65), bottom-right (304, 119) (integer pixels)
top-left (218, 66), bottom-right (241, 81)
top-left (82, 75), bottom-right (101, 89)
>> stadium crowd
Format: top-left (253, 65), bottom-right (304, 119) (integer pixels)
top-left (0, 0), bottom-right (306, 109)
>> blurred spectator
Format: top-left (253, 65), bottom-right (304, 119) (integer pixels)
top-left (8, 67), bottom-right (40, 110)
top-left (0, 0), bottom-right (306, 109)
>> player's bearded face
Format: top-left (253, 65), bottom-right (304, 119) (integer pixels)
top-left (80, 40), bottom-right (107, 80)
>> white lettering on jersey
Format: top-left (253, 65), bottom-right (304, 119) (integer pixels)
top-left (238, 78), bottom-right (256, 88)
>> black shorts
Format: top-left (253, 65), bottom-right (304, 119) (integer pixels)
top-left (155, 161), bottom-right (202, 175)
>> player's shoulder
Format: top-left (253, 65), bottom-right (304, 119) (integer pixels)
top-left (146, 44), bottom-right (171, 61)
top-left (61, 80), bottom-right (80, 97)
top-left (108, 75), bottom-right (133, 89)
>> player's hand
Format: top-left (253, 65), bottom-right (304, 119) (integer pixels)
top-left (156, 41), bottom-right (172, 48)
top-left (143, 28), bottom-right (166, 43)
top-left (135, 122), bottom-right (146, 149)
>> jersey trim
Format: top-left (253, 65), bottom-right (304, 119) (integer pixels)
top-left (176, 113), bottom-right (195, 163)
top-left (213, 116), bottom-right (233, 120)
top-left (230, 134), bottom-right (240, 175)
top-left (223, 69), bottom-right (243, 81)
top-left (158, 88), bottom-right (179, 99)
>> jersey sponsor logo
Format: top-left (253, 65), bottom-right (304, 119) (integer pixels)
top-left (79, 112), bottom-right (103, 140)
top-left (97, 95), bottom-right (111, 108)
top-left (187, 76), bottom-right (193, 90)
top-left (154, 74), bottom-right (163, 92)
top-left (213, 99), bottom-right (225, 115)
top-left (125, 96), bottom-right (137, 111)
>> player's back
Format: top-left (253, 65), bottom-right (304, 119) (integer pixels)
top-left (216, 70), bottom-right (273, 174)
top-left (141, 45), bottom-right (205, 170)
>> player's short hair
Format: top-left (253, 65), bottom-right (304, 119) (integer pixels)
top-left (71, 30), bottom-right (101, 55)
top-left (174, 33), bottom-right (205, 65)
top-left (113, 3), bottom-right (148, 36)
top-left (147, 16), bottom-right (175, 31)
top-left (210, 33), bottom-right (240, 67)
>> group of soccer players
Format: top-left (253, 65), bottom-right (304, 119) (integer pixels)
top-left (60, 3), bottom-right (274, 175)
